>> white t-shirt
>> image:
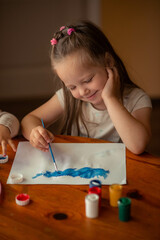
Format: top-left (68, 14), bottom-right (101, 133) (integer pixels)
top-left (56, 88), bottom-right (152, 142)
top-left (0, 110), bottom-right (20, 137)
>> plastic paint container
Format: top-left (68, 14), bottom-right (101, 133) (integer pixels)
top-left (15, 193), bottom-right (30, 206)
top-left (85, 194), bottom-right (99, 218)
top-left (109, 184), bottom-right (122, 207)
top-left (10, 173), bottom-right (24, 184)
top-left (118, 197), bottom-right (131, 222)
top-left (89, 179), bottom-right (102, 188)
top-left (0, 154), bottom-right (8, 164)
top-left (88, 186), bottom-right (101, 207)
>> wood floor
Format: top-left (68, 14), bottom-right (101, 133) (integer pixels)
top-left (1, 97), bottom-right (160, 157)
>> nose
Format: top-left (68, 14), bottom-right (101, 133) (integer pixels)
top-left (79, 86), bottom-right (89, 97)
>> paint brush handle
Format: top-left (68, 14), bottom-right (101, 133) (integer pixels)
top-left (48, 143), bottom-right (58, 171)
top-left (41, 119), bottom-right (58, 171)
top-left (41, 118), bottom-right (45, 129)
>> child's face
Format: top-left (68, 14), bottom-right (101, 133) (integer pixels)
top-left (55, 51), bottom-right (108, 110)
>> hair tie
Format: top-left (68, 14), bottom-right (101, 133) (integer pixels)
top-left (50, 38), bottom-right (57, 45)
top-left (67, 28), bottom-right (75, 36)
top-left (60, 26), bottom-right (65, 31)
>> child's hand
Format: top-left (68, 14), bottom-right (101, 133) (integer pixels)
top-left (29, 126), bottom-right (54, 152)
top-left (0, 125), bottom-right (17, 155)
top-left (101, 67), bottom-right (121, 101)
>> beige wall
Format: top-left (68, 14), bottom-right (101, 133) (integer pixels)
top-left (101, 0), bottom-right (160, 98)
top-left (0, 0), bottom-right (100, 100)
top-left (1, 0), bottom-right (159, 99)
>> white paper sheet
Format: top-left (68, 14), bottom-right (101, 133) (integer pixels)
top-left (7, 141), bottom-right (126, 185)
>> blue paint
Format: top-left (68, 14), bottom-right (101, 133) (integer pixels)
top-left (32, 167), bottom-right (110, 179)
top-left (0, 156), bottom-right (6, 160)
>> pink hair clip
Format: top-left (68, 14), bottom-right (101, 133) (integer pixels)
top-left (67, 28), bottom-right (75, 36)
top-left (60, 26), bottom-right (65, 31)
top-left (50, 38), bottom-right (57, 45)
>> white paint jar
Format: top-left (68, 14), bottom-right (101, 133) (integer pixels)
top-left (85, 193), bottom-right (99, 218)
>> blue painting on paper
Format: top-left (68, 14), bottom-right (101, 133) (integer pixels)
top-left (32, 167), bottom-right (110, 180)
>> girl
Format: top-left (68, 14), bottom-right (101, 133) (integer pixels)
top-left (0, 110), bottom-right (20, 155)
top-left (21, 20), bottom-right (152, 155)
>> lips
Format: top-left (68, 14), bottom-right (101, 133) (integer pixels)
top-left (86, 91), bottom-right (98, 100)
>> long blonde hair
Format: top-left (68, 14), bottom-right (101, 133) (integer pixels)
top-left (50, 20), bottom-right (137, 136)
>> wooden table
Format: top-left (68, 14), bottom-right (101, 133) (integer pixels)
top-left (0, 135), bottom-right (160, 240)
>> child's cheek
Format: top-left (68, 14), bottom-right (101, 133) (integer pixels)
top-left (71, 91), bottom-right (80, 99)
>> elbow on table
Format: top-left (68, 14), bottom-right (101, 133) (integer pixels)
top-left (129, 145), bottom-right (146, 155)
top-left (127, 129), bottom-right (152, 155)
top-left (127, 136), bottom-right (151, 155)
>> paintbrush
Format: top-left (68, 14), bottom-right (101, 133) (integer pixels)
top-left (41, 119), bottom-right (58, 171)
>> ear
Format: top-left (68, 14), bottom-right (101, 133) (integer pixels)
top-left (105, 52), bottom-right (115, 68)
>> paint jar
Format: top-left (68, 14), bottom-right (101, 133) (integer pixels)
top-left (88, 186), bottom-right (101, 207)
top-left (109, 184), bottom-right (122, 207)
top-left (85, 194), bottom-right (99, 218)
top-left (89, 179), bottom-right (102, 188)
top-left (0, 154), bottom-right (8, 164)
top-left (118, 197), bottom-right (131, 222)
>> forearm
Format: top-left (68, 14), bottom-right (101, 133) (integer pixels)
top-left (104, 97), bottom-right (151, 154)
top-left (21, 114), bottom-right (42, 140)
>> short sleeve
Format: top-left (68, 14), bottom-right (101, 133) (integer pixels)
top-left (123, 88), bottom-right (152, 113)
top-left (56, 88), bottom-right (65, 109)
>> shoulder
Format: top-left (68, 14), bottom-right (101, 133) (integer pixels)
top-left (56, 88), bottom-right (64, 108)
top-left (56, 88), bottom-right (63, 97)
top-left (123, 87), bottom-right (152, 112)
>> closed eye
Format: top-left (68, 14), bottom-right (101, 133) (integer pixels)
top-left (68, 76), bottom-right (93, 91)
top-left (69, 86), bottom-right (76, 91)
top-left (84, 77), bottom-right (93, 83)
